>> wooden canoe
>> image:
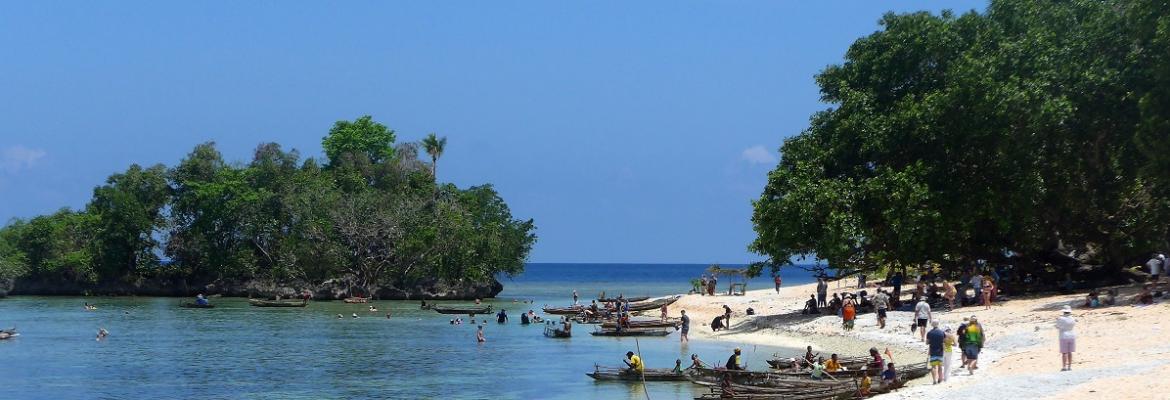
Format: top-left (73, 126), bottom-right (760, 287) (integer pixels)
top-left (597, 296), bottom-right (649, 303)
top-left (249, 299), bottom-right (308, 308)
top-left (587, 366), bottom-right (688, 382)
top-left (765, 355), bottom-right (869, 370)
top-left (542, 305), bottom-right (585, 315)
top-left (432, 305), bottom-right (493, 315)
top-left (600, 318), bottom-right (680, 330)
top-left (693, 364), bottom-right (925, 399)
top-left (343, 297), bottom-right (369, 304)
top-left (590, 327), bottom-right (674, 337)
top-left (624, 296), bottom-right (681, 312)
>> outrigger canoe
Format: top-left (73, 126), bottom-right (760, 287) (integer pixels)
top-left (432, 305), bottom-right (493, 315)
top-left (587, 365), bottom-right (689, 382)
top-left (249, 299), bottom-right (308, 308)
top-left (590, 327), bottom-right (674, 337)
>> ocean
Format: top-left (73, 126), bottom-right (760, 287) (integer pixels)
top-left (0, 263), bottom-right (815, 400)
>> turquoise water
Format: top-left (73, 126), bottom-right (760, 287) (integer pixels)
top-left (0, 264), bottom-right (813, 399)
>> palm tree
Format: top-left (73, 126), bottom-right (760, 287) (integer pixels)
top-left (421, 133), bottom-right (447, 179)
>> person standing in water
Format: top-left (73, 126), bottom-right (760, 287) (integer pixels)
top-left (572, 289), bottom-right (579, 305)
top-left (1056, 305), bottom-right (1076, 371)
top-left (679, 310), bottom-right (690, 343)
top-left (496, 309), bottom-right (508, 324)
top-left (476, 325), bottom-right (486, 343)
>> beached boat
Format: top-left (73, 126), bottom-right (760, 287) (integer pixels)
top-left (432, 305), bottom-right (493, 315)
top-left (179, 302), bottom-right (216, 309)
top-left (587, 365), bottom-right (689, 382)
top-left (600, 318), bottom-right (680, 330)
top-left (624, 296), bottom-right (681, 312)
top-left (690, 362), bottom-right (929, 388)
top-left (542, 305), bottom-right (585, 315)
top-left (590, 327), bottom-right (674, 337)
top-left (249, 299), bottom-right (308, 308)
top-left (343, 297), bottom-right (369, 304)
top-left (597, 296), bottom-right (649, 303)
top-left (693, 364), bottom-right (926, 399)
top-left (765, 355), bottom-right (869, 370)
top-left (544, 324), bottom-right (572, 338)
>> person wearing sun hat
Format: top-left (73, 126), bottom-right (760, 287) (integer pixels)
top-left (1056, 305), bottom-right (1077, 371)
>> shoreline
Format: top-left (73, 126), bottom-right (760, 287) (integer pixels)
top-left (670, 279), bottom-right (1168, 399)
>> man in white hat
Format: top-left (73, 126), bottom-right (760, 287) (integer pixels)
top-left (1055, 306), bottom-right (1076, 371)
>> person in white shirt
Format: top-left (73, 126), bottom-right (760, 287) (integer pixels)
top-left (1056, 305), bottom-right (1077, 371)
top-left (914, 299), bottom-right (932, 342)
top-left (970, 273), bottom-right (984, 305)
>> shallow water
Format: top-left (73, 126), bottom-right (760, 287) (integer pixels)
top-left (1, 264), bottom-right (813, 399)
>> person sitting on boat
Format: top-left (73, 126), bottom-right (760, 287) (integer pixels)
top-left (672, 359), bottom-right (683, 375)
top-left (496, 309), bottom-right (508, 324)
top-left (824, 354), bottom-right (842, 372)
top-left (687, 354), bottom-right (707, 369)
top-left (520, 311), bottom-right (530, 325)
top-left (719, 373), bottom-right (736, 397)
top-left (858, 374), bottom-right (872, 396)
top-left (420, 300), bottom-right (428, 309)
top-left (880, 362), bottom-right (898, 387)
top-left (725, 348), bottom-right (744, 370)
top-left (586, 300), bottom-right (599, 316)
top-left (617, 312), bottom-right (631, 331)
top-left (803, 346), bottom-right (819, 366)
top-left (624, 351), bottom-right (644, 374)
top-left (195, 294), bottom-right (209, 306)
top-left (868, 348), bottom-right (884, 370)
top-left (810, 357), bottom-right (829, 380)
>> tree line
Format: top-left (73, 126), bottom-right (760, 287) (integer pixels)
top-left (751, 0), bottom-right (1170, 283)
top-left (0, 116), bottom-right (536, 295)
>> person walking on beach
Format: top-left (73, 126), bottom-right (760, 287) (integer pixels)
top-left (914, 298), bottom-right (932, 342)
top-left (816, 278), bottom-right (828, 307)
top-left (956, 317), bottom-right (970, 368)
top-left (699, 274), bottom-right (708, 296)
top-left (722, 304), bottom-right (733, 327)
top-left (572, 289), bottom-right (578, 305)
top-left (1056, 306), bottom-right (1076, 371)
top-left (710, 275), bottom-right (719, 296)
top-left (962, 316), bottom-right (984, 374)
top-left (841, 296), bottom-right (857, 331)
top-left (872, 289), bottom-right (890, 329)
top-left (679, 310), bottom-right (690, 342)
top-left (970, 271), bottom-right (984, 306)
top-left (942, 326), bottom-right (955, 381)
top-left (926, 321), bottom-right (945, 384)
top-left (774, 274), bottom-right (783, 293)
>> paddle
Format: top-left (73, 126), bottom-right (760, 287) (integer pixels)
top-left (635, 337), bottom-right (650, 400)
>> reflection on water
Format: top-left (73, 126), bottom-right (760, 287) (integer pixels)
top-left (1, 264), bottom-right (808, 399)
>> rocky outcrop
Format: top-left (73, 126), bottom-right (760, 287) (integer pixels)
top-left (0, 278), bottom-right (12, 297)
top-left (8, 276), bottom-right (503, 300)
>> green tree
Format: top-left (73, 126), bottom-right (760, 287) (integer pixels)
top-left (87, 163), bottom-right (170, 281)
top-left (421, 132), bottom-right (447, 179)
top-left (322, 115), bottom-right (396, 166)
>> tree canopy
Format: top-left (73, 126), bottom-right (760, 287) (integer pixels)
top-left (751, 0), bottom-right (1170, 281)
top-left (0, 116), bottom-right (536, 294)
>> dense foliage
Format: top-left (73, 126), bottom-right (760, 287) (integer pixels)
top-left (752, 0), bottom-right (1170, 280)
top-left (0, 116), bottom-right (536, 294)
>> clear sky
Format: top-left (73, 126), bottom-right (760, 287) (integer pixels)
top-left (0, 1), bottom-right (986, 264)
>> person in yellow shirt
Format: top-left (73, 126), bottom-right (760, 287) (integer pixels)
top-left (624, 351), bottom-right (644, 374)
top-left (824, 353), bottom-right (842, 372)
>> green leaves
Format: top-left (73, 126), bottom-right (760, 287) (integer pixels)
top-left (753, 0), bottom-right (1170, 277)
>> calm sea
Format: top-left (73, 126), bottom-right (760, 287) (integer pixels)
top-left (0, 263), bottom-right (814, 400)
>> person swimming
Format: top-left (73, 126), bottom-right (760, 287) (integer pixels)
top-left (96, 328), bottom-right (109, 341)
top-left (351, 313), bottom-right (359, 319)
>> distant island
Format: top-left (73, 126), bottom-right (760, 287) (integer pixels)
top-left (0, 116), bottom-right (536, 299)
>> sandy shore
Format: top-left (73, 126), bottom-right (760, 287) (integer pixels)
top-left (667, 278), bottom-right (1168, 399)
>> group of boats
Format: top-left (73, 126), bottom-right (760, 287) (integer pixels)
top-left (588, 353), bottom-right (930, 400)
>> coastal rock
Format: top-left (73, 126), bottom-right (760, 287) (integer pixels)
top-left (0, 277), bottom-right (12, 297)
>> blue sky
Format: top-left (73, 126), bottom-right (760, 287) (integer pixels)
top-left (0, 1), bottom-right (986, 263)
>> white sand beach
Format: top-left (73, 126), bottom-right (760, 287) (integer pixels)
top-left (671, 279), bottom-right (1168, 400)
